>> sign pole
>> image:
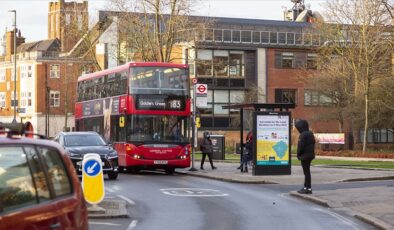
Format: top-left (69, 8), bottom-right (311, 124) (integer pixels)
top-left (189, 83), bottom-right (198, 171)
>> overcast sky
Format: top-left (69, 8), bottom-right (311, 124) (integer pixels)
top-left (0, 0), bottom-right (325, 42)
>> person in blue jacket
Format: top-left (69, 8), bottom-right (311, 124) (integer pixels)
top-left (295, 119), bottom-right (316, 194)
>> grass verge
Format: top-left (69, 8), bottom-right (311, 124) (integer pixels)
top-left (193, 153), bottom-right (394, 169)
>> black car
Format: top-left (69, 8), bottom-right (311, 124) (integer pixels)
top-left (53, 131), bottom-right (118, 180)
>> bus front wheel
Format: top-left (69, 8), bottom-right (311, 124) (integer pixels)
top-left (165, 168), bottom-right (175, 175)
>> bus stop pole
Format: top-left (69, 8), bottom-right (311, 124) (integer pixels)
top-left (189, 84), bottom-right (198, 171)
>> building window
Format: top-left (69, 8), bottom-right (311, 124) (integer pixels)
top-left (0, 92), bottom-right (5, 108)
top-left (196, 49), bottom-right (212, 76)
top-left (20, 65), bottom-right (27, 79)
top-left (77, 14), bottom-right (83, 30)
top-left (195, 49), bottom-right (247, 129)
top-left (10, 93), bottom-right (18, 107)
top-left (50, 64), bottom-right (60, 78)
top-left (275, 52), bottom-right (293, 68)
top-left (28, 92), bottom-right (32, 106)
top-left (281, 52), bottom-right (294, 68)
top-left (213, 50), bottom-right (229, 77)
top-left (307, 53), bottom-right (317, 69)
top-left (275, 88), bottom-right (297, 104)
top-left (360, 129), bottom-right (394, 143)
top-left (196, 49), bottom-right (245, 88)
top-left (20, 92), bottom-right (26, 107)
top-left (10, 68), bottom-right (16, 81)
top-left (50, 91), bottom-right (60, 107)
top-left (229, 51), bottom-right (244, 78)
top-left (27, 65), bottom-right (32, 78)
top-left (0, 69), bottom-right (5, 82)
top-left (304, 89), bottom-right (333, 106)
top-left (65, 14), bottom-right (71, 25)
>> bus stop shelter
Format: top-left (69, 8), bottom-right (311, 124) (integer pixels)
top-left (222, 103), bottom-right (295, 174)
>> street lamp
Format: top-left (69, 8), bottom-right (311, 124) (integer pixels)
top-left (9, 10), bottom-right (17, 123)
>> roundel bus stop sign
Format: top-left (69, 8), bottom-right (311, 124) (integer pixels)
top-left (82, 153), bottom-right (105, 204)
top-left (195, 84), bottom-right (208, 108)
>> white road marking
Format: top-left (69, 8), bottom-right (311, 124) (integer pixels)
top-left (89, 222), bottom-right (121, 226)
top-left (313, 207), bottom-right (360, 230)
top-left (160, 188), bottom-right (229, 197)
top-left (105, 187), bottom-right (115, 193)
top-left (280, 193), bottom-right (360, 229)
top-left (126, 220), bottom-right (138, 230)
top-left (112, 185), bottom-right (121, 191)
top-left (117, 195), bottom-right (136, 205)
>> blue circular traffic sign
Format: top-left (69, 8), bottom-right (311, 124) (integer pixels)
top-left (83, 159), bottom-right (101, 177)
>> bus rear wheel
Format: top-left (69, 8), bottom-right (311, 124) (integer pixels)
top-left (165, 168), bottom-right (175, 175)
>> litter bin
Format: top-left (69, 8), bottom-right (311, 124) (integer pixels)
top-left (210, 135), bottom-right (225, 160)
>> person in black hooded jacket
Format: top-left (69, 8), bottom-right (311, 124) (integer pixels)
top-left (200, 132), bottom-right (217, 170)
top-left (295, 119), bottom-right (316, 194)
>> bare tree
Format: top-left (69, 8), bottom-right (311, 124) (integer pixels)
top-left (314, 0), bottom-right (394, 152)
top-left (106, 0), bottom-right (207, 63)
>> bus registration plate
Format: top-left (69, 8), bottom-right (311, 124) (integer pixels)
top-left (154, 160), bottom-right (168, 164)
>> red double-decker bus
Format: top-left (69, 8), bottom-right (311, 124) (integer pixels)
top-left (75, 62), bottom-right (191, 174)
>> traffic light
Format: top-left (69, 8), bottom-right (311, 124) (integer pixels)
top-left (195, 117), bottom-right (201, 128)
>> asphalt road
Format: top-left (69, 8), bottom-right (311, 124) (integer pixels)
top-left (89, 171), bottom-right (376, 230)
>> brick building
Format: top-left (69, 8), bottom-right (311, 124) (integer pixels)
top-left (0, 0), bottom-right (93, 137)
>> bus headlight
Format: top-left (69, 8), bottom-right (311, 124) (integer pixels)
top-left (133, 154), bottom-right (142, 159)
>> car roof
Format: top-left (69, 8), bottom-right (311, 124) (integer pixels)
top-left (0, 136), bottom-right (64, 150)
top-left (59, 131), bottom-right (100, 136)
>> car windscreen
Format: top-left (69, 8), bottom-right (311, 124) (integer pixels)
top-left (64, 135), bottom-right (106, 147)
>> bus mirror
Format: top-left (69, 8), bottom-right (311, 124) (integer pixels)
top-left (119, 116), bottom-right (125, 128)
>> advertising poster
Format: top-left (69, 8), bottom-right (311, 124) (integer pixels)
top-left (256, 114), bottom-right (290, 165)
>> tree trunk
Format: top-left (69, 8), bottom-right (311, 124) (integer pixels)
top-left (362, 93), bottom-right (369, 154)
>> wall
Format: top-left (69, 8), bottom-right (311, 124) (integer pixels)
top-left (266, 48), bottom-right (341, 133)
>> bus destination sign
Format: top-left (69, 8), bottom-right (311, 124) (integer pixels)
top-left (136, 96), bottom-right (185, 111)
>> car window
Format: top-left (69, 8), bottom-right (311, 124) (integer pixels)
top-left (64, 134), bottom-right (106, 147)
top-left (38, 147), bottom-right (72, 197)
top-left (24, 146), bottom-right (50, 202)
top-left (0, 146), bottom-right (37, 213)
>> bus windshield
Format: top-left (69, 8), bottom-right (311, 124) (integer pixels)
top-left (126, 115), bottom-right (188, 143)
top-left (129, 67), bottom-right (188, 96)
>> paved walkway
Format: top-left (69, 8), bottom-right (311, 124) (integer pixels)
top-left (177, 161), bottom-right (394, 230)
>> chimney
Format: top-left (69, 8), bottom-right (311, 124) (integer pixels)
top-left (16, 29), bottom-right (25, 47)
top-left (5, 28), bottom-right (25, 61)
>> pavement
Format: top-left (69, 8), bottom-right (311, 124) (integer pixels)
top-left (87, 198), bottom-right (128, 219)
top-left (88, 156), bottom-right (394, 229)
top-left (177, 158), bottom-right (394, 230)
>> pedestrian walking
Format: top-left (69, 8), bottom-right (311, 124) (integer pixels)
top-left (241, 131), bottom-right (253, 172)
top-left (295, 119), bottom-right (316, 194)
top-left (200, 132), bottom-right (217, 170)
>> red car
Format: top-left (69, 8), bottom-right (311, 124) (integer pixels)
top-left (0, 123), bottom-right (88, 230)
